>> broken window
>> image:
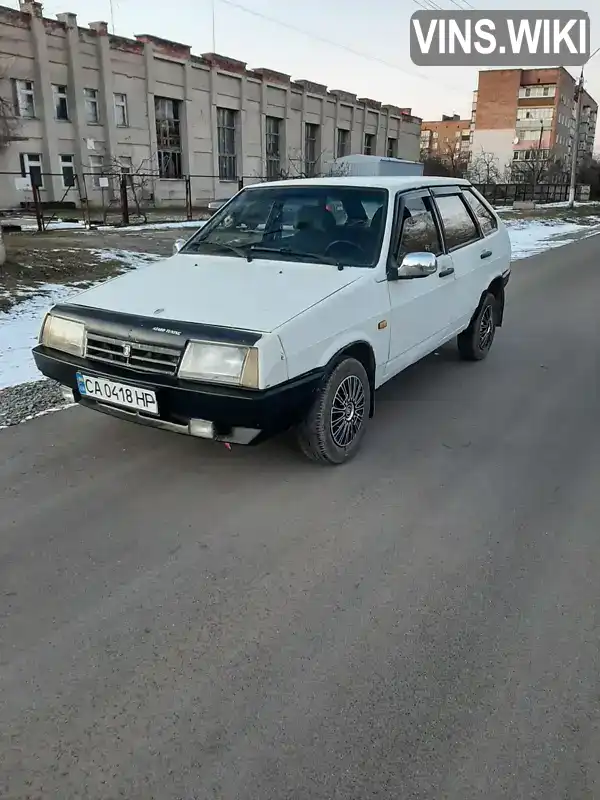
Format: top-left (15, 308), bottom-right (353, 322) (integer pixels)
top-left (155, 97), bottom-right (183, 179)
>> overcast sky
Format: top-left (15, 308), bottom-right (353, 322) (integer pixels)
top-left (10, 0), bottom-right (600, 135)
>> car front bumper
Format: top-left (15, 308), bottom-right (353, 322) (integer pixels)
top-left (33, 346), bottom-right (323, 445)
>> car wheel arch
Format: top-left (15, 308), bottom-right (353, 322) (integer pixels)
top-left (321, 340), bottom-right (377, 417)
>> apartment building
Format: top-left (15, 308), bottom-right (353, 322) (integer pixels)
top-left (0, 1), bottom-right (422, 209)
top-left (471, 68), bottom-right (597, 178)
top-left (420, 114), bottom-right (471, 162)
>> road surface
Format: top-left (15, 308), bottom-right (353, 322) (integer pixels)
top-left (2, 234), bottom-right (600, 799)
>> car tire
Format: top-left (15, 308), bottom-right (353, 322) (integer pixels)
top-left (296, 357), bottom-right (371, 465)
top-left (457, 292), bottom-right (497, 361)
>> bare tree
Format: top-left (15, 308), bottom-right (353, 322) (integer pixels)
top-left (0, 61), bottom-right (20, 148)
top-left (421, 143), bottom-right (468, 178)
top-left (101, 156), bottom-right (159, 223)
top-left (509, 147), bottom-right (566, 186)
top-left (253, 149), bottom-right (350, 182)
top-left (467, 149), bottom-right (502, 184)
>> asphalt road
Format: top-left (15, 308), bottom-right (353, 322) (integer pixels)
top-left (2, 234), bottom-right (600, 800)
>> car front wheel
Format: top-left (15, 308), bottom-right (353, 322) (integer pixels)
top-left (457, 292), bottom-right (497, 361)
top-left (296, 357), bottom-right (371, 465)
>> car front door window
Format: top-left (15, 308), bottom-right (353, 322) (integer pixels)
top-left (396, 195), bottom-right (443, 260)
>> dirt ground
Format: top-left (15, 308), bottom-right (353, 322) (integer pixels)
top-left (0, 224), bottom-right (201, 313)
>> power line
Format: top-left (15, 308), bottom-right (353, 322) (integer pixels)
top-left (219, 0), bottom-right (465, 96)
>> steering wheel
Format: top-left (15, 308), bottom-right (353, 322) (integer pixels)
top-left (324, 240), bottom-right (367, 259)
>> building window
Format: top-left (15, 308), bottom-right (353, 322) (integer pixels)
top-left (59, 154), bottom-right (75, 188)
top-left (305, 122), bottom-right (319, 176)
top-left (517, 107), bottom-right (553, 122)
top-left (52, 84), bottom-right (69, 121)
top-left (387, 137), bottom-right (397, 158)
top-left (84, 88), bottom-right (99, 123)
top-left (114, 93), bottom-right (128, 127)
top-left (155, 96), bottom-right (182, 179)
top-left (88, 155), bottom-right (104, 188)
top-left (265, 115), bottom-right (282, 179)
top-left (120, 156), bottom-right (133, 174)
top-left (19, 153), bottom-right (43, 188)
top-left (13, 79), bottom-right (35, 118)
top-left (519, 84), bottom-right (555, 99)
top-left (363, 133), bottom-right (375, 155)
top-left (336, 128), bottom-right (349, 158)
top-left (217, 107), bottom-right (237, 181)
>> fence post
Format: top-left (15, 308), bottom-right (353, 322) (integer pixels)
top-left (120, 174), bottom-right (130, 226)
top-left (32, 183), bottom-right (44, 232)
top-left (185, 175), bottom-right (192, 220)
top-left (76, 174), bottom-right (91, 228)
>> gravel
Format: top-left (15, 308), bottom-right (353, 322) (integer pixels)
top-left (0, 379), bottom-right (71, 429)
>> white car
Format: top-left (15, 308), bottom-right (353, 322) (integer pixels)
top-left (33, 176), bottom-right (511, 465)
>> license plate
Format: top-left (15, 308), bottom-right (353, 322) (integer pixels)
top-left (76, 372), bottom-right (158, 415)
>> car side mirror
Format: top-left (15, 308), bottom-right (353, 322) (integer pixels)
top-left (389, 251), bottom-right (438, 280)
top-left (173, 238), bottom-right (186, 254)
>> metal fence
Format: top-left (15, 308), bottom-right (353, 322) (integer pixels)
top-left (0, 170), bottom-right (255, 231)
top-left (0, 169), bottom-right (593, 232)
top-left (472, 182), bottom-right (588, 206)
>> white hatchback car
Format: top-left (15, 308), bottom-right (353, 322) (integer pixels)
top-left (33, 176), bottom-right (511, 465)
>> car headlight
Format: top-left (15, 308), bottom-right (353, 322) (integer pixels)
top-left (178, 341), bottom-right (259, 388)
top-left (40, 313), bottom-right (85, 356)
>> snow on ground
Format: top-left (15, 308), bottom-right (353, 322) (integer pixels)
top-left (3, 217), bottom-right (207, 233)
top-left (96, 220), bottom-right (206, 233)
top-left (0, 250), bottom-right (159, 390)
top-left (504, 217), bottom-right (600, 259)
top-left (2, 218), bottom-right (600, 391)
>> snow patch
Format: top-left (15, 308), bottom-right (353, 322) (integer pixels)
top-left (506, 217), bottom-right (600, 259)
top-left (96, 220), bottom-right (207, 233)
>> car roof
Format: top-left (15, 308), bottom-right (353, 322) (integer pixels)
top-left (244, 176), bottom-right (472, 192)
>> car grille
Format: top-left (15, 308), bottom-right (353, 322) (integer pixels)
top-left (85, 332), bottom-right (181, 376)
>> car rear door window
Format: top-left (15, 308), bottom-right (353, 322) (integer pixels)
top-left (397, 194), bottom-right (442, 258)
top-left (434, 194), bottom-right (481, 251)
top-left (462, 189), bottom-right (498, 236)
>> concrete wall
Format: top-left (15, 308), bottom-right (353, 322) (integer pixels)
top-left (0, 1), bottom-right (421, 209)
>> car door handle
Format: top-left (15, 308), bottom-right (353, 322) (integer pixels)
top-left (480, 250), bottom-right (493, 259)
top-left (439, 267), bottom-right (455, 278)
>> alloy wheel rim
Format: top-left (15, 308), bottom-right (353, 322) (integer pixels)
top-left (478, 306), bottom-right (494, 350)
top-left (330, 375), bottom-right (366, 448)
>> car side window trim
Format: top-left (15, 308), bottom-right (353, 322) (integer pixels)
top-left (432, 191), bottom-right (483, 253)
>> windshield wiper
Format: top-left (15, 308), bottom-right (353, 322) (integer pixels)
top-left (248, 245), bottom-right (345, 270)
top-left (186, 240), bottom-right (253, 261)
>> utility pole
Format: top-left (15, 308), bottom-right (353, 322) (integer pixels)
top-left (211, 0), bottom-right (216, 52)
top-left (568, 68), bottom-right (584, 208)
top-left (534, 121), bottom-right (544, 195)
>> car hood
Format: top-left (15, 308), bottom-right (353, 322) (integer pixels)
top-left (67, 253), bottom-right (362, 333)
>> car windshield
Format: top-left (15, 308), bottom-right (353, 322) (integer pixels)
top-left (181, 185), bottom-right (389, 268)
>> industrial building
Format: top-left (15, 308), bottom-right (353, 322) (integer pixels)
top-left (0, 1), bottom-right (422, 209)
